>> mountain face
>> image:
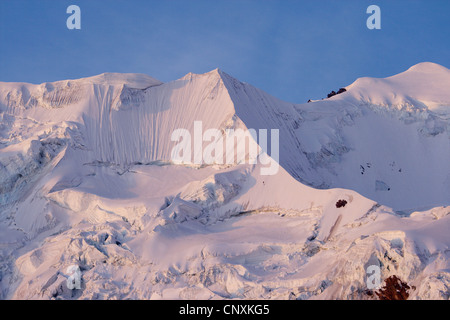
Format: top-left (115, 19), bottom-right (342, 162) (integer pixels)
top-left (0, 63), bottom-right (448, 300)
top-left (223, 62), bottom-right (450, 211)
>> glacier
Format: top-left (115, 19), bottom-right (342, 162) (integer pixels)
top-left (0, 63), bottom-right (448, 299)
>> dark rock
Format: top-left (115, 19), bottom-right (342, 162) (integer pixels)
top-left (375, 275), bottom-right (412, 300)
top-left (335, 199), bottom-right (347, 208)
top-left (327, 91), bottom-right (337, 98)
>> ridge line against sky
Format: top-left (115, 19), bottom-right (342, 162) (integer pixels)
top-left (0, 0), bottom-right (449, 104)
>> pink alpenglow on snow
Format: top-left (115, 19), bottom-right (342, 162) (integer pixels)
top-left (0, 64), bottom-right (448, 300)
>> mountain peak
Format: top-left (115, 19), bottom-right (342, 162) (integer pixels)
top-left (181, 68), bottom-right (226, 82)
top-left (342, 62), bottom-right (450, 107)
top-left (404, 62), bottom-right (449, 74)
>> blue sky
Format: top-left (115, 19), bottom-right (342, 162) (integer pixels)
top-left (0, 0), bottom-right (449, 103)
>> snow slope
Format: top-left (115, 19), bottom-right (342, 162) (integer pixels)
top-left (222, 62), bottom-right (450, 211)
top-left (0, 63), bottom-right (448, 300)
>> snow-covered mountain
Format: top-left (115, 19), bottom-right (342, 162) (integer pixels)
top-left (0, 63), bottom-right (448, 299)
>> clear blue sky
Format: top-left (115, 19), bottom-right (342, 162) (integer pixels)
top-left (0, 0), bottom-right (449, 103)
